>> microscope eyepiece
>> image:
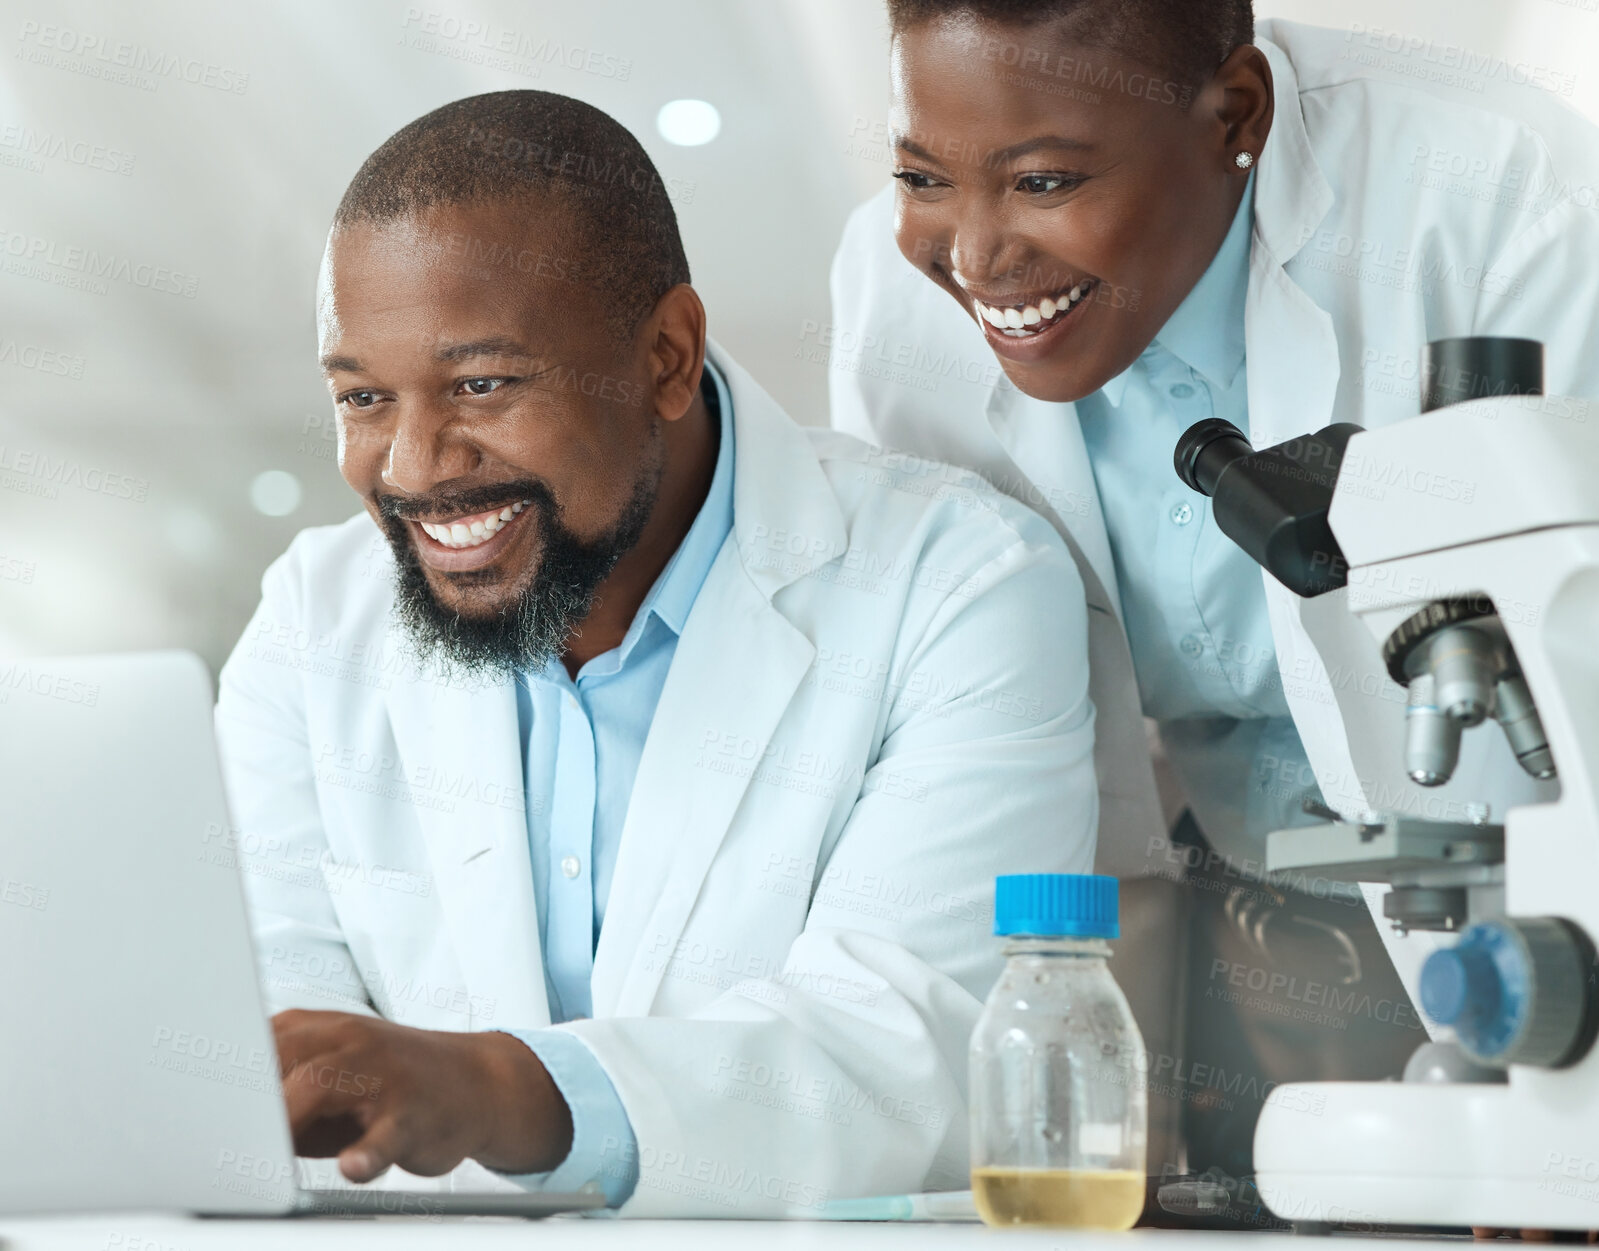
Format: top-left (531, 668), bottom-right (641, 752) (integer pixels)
top-left (1171, 418), bottom-right (1362, 597)
top-left (1174, 418), bottom-right (1254, 497)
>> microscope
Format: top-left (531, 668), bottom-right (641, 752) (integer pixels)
top-left (1175, 338), bottom-right (1599, 1232)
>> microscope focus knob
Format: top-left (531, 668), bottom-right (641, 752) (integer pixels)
top-left (1419, 918), bottom-right (1597, 1069)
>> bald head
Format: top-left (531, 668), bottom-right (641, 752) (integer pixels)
top-left (335, 90), bottom-right (690, 342)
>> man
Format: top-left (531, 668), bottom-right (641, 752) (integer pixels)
top-left (215, 90), bottom-right (1097, 1216)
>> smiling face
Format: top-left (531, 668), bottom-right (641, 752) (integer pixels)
top-left (890, 15), bottom-right (1270, 403)
top-left (318, 196), bottom-right (668, 675)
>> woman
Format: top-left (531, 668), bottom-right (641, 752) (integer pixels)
top-left (829, 0), bottom-right (1599, 1229)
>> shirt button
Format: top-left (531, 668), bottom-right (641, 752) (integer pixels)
top-left (1169, 502), bottom-right (1194, 526)
top-left (565, 693), bottom-right (579, 709)
top-left (1179, 634), bottom-right (1204, 657)
top-left (561, 855), bottom-right (581, 879)
top-left (1170, 382), bottom-right (1196, 399)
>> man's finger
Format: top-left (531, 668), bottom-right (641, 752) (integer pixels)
top-left (271, 1009), bottom-right (363, 1075)
top-left (339, 1115), bottom-right (408, 1184)
top-left (281, 1051), bottom-right (375, 1145)
top-left (294, 1111), bottom-right (365, 1159)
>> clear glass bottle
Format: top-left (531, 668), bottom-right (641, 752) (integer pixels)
top-left (970, 873), bottom-right (1147, 1229)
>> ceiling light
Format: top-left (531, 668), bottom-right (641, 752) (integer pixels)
top-left (656, 99), bottom-right (721, 146)
top-left (250, 469), bottom-right (303, 517)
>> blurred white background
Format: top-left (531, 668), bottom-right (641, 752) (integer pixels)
top-left (2, 0), bottom-right (1596, 670)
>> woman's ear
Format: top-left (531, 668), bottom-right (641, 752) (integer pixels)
top-left (1210, 44), bottom-right (1275, 171)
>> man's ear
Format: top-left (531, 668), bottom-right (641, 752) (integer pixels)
top-left (643, 283), bottom-right (708, 424)
top-left (1210, 44), bottom-right (1274, 166)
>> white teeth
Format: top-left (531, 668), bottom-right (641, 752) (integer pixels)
top-left (417, 498), bottom-right (533, 549)
top-left (975, 281), bottom-right (1094, 338)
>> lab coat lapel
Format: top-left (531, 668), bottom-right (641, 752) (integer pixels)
top-left (1247, 35), bottom-right (1371, 814)
top-left (592, 345), bottom-right (837, 1017)
top-left (984, 383), bottom-right (1123, 624)
top-left (982, 378), bottom-right (1174, 876)
top-left (384, 653), bottom-right (551, 1028)
top-left (1246, 35), bottom-right (1339, 447)
top-left (593, 554), bottom-right (815, 1017)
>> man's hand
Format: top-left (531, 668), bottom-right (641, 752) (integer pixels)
top-left (271, 1009), bottom-right (573, 1183)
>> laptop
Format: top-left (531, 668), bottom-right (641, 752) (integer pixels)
top-left (0, 650), bottom-right (603, 1219)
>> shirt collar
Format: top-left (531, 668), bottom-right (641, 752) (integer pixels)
top-left (1097, 170), bottom-right (1255, 407)
top-left (531, 358), bottom-right (735, 686)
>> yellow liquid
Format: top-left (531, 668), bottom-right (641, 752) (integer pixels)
top-left (972, 1167), bottom-right (1145, 1230)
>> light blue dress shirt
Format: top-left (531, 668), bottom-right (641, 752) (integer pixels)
top-left (501, 360), bottom-right (735, 1207)
top-left (1074, 172), bottom-right (1321, 862)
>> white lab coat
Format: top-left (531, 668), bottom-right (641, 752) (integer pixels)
top-left (214, 344), bottom-right (1099, 1215)
top-left (829, 19), bottom-right (1599, 985)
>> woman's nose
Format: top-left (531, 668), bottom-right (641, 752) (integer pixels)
top-left (949, 208), bottom-right (1027, 291)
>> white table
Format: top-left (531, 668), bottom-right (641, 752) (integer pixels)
top-left (0, 1215), bottom-right (1463, 1251)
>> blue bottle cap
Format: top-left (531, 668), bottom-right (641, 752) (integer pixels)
top-left (994, 873), bottom-right (1119, 939)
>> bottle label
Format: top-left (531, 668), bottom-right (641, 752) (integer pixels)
top-left (1078, 1122), bottom-right (1125, 1156)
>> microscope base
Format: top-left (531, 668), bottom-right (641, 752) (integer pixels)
top-left (1255, 1081), bottom-right (1597, 1231)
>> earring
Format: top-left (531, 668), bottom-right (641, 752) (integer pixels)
top-left (1235, 151), bottom-right (1254, 170)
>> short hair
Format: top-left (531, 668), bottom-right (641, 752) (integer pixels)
top-left (887, 0), bottom-right (1254, 92)
top-left (334, 91), bottom-right (690, 341)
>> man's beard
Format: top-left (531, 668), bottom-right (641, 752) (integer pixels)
top-left (375, 442), bottom-right (663, 682)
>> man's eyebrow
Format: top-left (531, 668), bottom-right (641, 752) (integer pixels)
top-left (319, 337), bottom-right (536, 375)
top-left (894, 133), bottom-right (1095, 165)
top-left (435, 336), bottom-right (535, 363)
